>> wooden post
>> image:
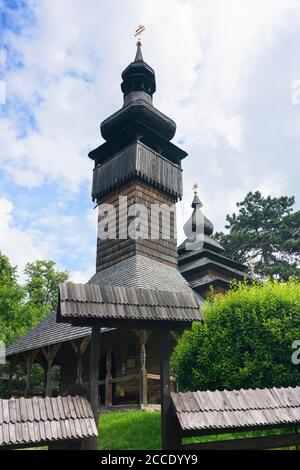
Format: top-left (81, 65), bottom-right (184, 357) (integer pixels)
top-left (24, 351), bottom-right (38, 397)
top-left (160, 328), bottom-right (173, 450)
top-left (89, 325), bottom-right (101, 450)
top-left (77, 353), bottom-right (83, 384)
top-left (45, 362), bottom-right (52, 397)
top-left (7, 357), bottom-right (16, 398)
top-left (42, 344), bottom-right (60, 397)
top-left (71, 337), bottom-right (90, 385)
top-left (105, 348), bottom-right (112, 408)
top-left (170, 331), bottom-right (181, 344)
top-left (25, 353), bottom-right (32, 397)
top-left (296, 427), bottom-right (300, 451)
top-left (139, 332), bottom-right (147, 406)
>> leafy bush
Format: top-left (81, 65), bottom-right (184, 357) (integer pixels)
top-left (171, 279), bottom-right (300, 391)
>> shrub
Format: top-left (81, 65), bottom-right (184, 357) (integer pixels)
top-left (171, 279), bottom-right (300, 391)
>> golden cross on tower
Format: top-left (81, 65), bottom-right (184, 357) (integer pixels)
top-left (192, 183), bottom-right (199, 195)
top-left (135, 25), bottom-right (145, 46)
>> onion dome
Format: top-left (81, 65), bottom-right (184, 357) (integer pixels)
top-left (182, 190), bottom-right (224, 253)
top-left (121, 44), bottom-right (156, 99)
top-left (191, 194), bottom-right (214, 236)
top-left (100, 43), bottom-right (176, 142)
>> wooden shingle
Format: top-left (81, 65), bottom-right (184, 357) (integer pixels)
top-left (0, 396), bottom-right (98, 449)
top-left (171, 386), bottom-right (300, 432)
top-left (57, 282), bottom-right (202, 324)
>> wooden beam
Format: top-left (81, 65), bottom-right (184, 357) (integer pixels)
top-left (7, 356), bottom-right (18, 398)
top-left (24, 350), bottom-right (38, 397)
top-left (105, 348), bottom-right (112, 408)
top-left (182, 433), bottom-right (300, 451)
top-left (97, 373), bottom-right (139, 385)
top-left (180, 421), bottom-right (300, 438)
top-left (170, 331), bottom-right (181, 344)
top-left (147, 373), bottom-right (175, 381)
top-left (89, 325), bottom-right (101, 450)
top-left (80, 336), bottom-right (91, 355)
top-left (132, 329), bottom-right (153, 342)
top-left (71, 337), bottom-right (90, 385)
top-left (24, 354), bottom-right (31, 397)
top-left (160, 329), bottom-right (173, 450)
top-left (71, 340), bottom-right (81, 384)
top-left (69, 317), bottom-right (190, 331)
top-left (139, 333), bottom-right (147, 406)
top-left (42, 344), bottom-right (61, 397)
top-left (295, 426), bottom-right (300, 451)
top-left (131, 330), bottom-right (152, 407)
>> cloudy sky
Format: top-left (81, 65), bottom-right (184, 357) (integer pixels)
top-left (0, 0), bottom-right (299, 282)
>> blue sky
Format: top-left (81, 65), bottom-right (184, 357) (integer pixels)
top-left (0, 0), bottom-right (300, 282)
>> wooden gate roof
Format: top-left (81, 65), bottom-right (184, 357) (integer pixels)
top-left (57, 282), bottom-right (202, 325)
top-left (171, 386), bottom-right (300, 432)
top-left (0, 396), bottom-right (98, 448)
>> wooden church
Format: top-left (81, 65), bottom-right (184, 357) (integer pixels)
top-left (6, 41), bottom-right (248, 408)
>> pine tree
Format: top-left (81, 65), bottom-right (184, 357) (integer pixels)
top-left (214, 191), bottom-right (300, 280)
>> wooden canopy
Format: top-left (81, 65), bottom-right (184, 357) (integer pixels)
top-left (0, 396), bottom-right (98, 449)
top-left (57, 282), bottom-right (202, 329)
top-left (170, 386), bottom-right (300, 450)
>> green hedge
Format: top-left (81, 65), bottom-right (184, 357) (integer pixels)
top-left (171, 279), bottom-right (300, 391)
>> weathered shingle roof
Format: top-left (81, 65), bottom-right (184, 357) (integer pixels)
top-left (58, 282), bottom-right (203, 323)
top-left (171, 387), bottom-right (300, 432)
top-left (6, 314), bottom-right (113, 358)
top-left (6, 313), bottom-right (92, 357)
top-left (92, 141), bottom-right (183, 201)
top-left (0, 396), bottom-right (98, 448)
top-left (89, 254), bottom-right (195, 293)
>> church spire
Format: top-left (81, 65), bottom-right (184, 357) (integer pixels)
top-left (187, 185), bottom-right (214, 237)
top-left (96, 34), bottom-right (178, 145)
top-left (134, 25), bottom-right (145, 60)
top-left (134, 42), bottom-right (144, 62)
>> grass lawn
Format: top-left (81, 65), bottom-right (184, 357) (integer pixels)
top-left (98, 410), bottom-right (299, 451)
top-left (99, 410), bottom-right (161, 450)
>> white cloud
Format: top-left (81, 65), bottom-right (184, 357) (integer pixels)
top-left (1, 0), bottom-right (299, 272)
top-left (70, 266), bottom-right (94, 285)
top-left (0, 195), bottom-right (96, 283)
top-left (2, 0), bottom-right (296, 190)
top-left (0, 197), bottom-right (50, 279)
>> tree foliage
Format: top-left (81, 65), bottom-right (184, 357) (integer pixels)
top-left (0, 254), bottom-right (69, 347)
top-left (0, 254), bottom-right (70, 397)
top-left (171, 279), bottom-right (300, 392)
top-left (24, 259), bottom-right (69, 313)
top-left (0, 253), bottom-right (40, 346)
top-left (214, 191), bottom-right (300, 280)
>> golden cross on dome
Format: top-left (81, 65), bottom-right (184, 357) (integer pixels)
top-left (192, 183), bottom-right (199, 195)
top-left (135, 25), bottom-right (145, 46)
